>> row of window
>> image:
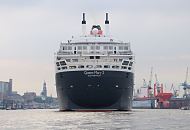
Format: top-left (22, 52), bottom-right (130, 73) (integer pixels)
top-left (56, 59), bottom-right (133, 69)
top-left (62, 46), bottom-right (129, 51)
top-left (57, 65), bottom-right (132, 70)
top-left (57, 58), bottom-right (132, 64)
top-left (122, 61), bottom-right (133, 66)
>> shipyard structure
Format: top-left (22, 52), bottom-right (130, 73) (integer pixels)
top-left (133, 68), bottom-right (190, 109)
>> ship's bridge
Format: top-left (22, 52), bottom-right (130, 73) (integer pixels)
top-left (57, 36), bottom-right (132, 56)
top-left (55, 36), bottom-right (134, 73)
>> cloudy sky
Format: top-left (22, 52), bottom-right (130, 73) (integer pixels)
top-left (0, 0), bottom-right (190, 96)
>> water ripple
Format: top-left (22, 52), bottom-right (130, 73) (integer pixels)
top-left (0, 109), bottom-right (189, 130)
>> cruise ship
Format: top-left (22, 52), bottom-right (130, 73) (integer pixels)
top-left (55, 13), bottom-right (134, 111)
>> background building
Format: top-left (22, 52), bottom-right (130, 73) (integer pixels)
top-left (40, 81), bottom-right (47, 99)
top-left (0, 79), bottom-right (12, 96)
top-left (23, 92), bottom-right (36, 103)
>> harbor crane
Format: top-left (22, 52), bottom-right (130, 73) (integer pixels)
top-left (147, 67), bottom-right (153, 97)
top-left (155, 74), bottom-right (164, 95)
top-left (155, 74), bottom-right (160, 93)
top-left (142, 79), bottom-right (147, 88)
top-left (170, 84), bottom-right (179, 97)
top-left (180, 67), bottom-right (190, 98)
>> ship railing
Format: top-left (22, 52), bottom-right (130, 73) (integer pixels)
top-left (78, 59), bottom-right (116, 63)
top-left (78, 58), bottom-right (134, 63)
top-left (56, 51), bottom-right (73, 55)
top-left (81, 51), bottom-right (108, 56)
top-left (57, 51), bottom-right (132, 56)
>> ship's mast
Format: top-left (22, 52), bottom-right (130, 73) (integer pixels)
top-left (82, 13), bottom-right (86, 36)
top-left (105, 13), bottom-right (110, 36)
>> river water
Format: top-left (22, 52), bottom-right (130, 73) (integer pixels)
top-left (0, 109), bottom-right (189, 130)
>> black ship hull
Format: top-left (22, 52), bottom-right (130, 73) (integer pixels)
top-left (56, 70), bottom-right (134, 111)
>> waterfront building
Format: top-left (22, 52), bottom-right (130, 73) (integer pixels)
top-left (0, 79), bottom-right (12, 96)
top-left (23, 92), bottom-right (36, 102)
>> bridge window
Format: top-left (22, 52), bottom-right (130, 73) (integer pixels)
top-left (60, 61), bottom-right (66, 66)
top-left (104, 65), bottom-right (110, 68)
top-left (56, 62), bottom-right (60, 66)
top-left (124, 46), bottom-right (128, 50)
top-left (109, 46), bottom-right (113, 50)
top-left (95, 56), bottom-right (100, 59)
top-left (90, 56), bottom-right (94, 59)
top-left (104, 46), bottom-right (108, 50)
top-left (112, 65), bottom-right (119, 69)
top-left (83, 46), bottom-right (87, 50)
top-left (91, 46), bottom-right (95, 50)
top-left (129, 57), bottom-right (133, 60)
top-left (62, 66), bottom-right (67, 69)
top-left (129, 62), bottom-right (133, 66)
top-left (69, 66), bottom-right (76, 69)
top-left (66, 59), bottom-right (71, 62)
top-left (78, 65), bottom-right (84, 68)
top-left (78, 46), bottom-right (82, 50)
top-left (68, 46), bottom-right (72, 50)
top-left (122, 61), bottom-right (129, 65)
top-left (121, 66), bottom-right (127, 69)
top-left (95, 65), bottom-right (102, 68)
top-left (57, 57), bottom-right (61, 60)
top-left (96, 46), bottom-right (100, 50)
top-left (63, 46), bottom-right (67, 50)
top-left (119, 46), bottom-right (123, 50)
top-left (86, 65), bottom-right (93, 68)
top-left (72, 59), bottom-right (78, 62)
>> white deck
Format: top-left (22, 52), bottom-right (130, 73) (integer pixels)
top-left (55, 35), bottom-right (134, 73)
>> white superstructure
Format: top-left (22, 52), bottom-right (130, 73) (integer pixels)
top-left (55, 13), bottom-right (134, 73)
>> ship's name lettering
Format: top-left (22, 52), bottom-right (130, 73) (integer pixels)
top-left (84, 71), bottom-right (104, 77)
